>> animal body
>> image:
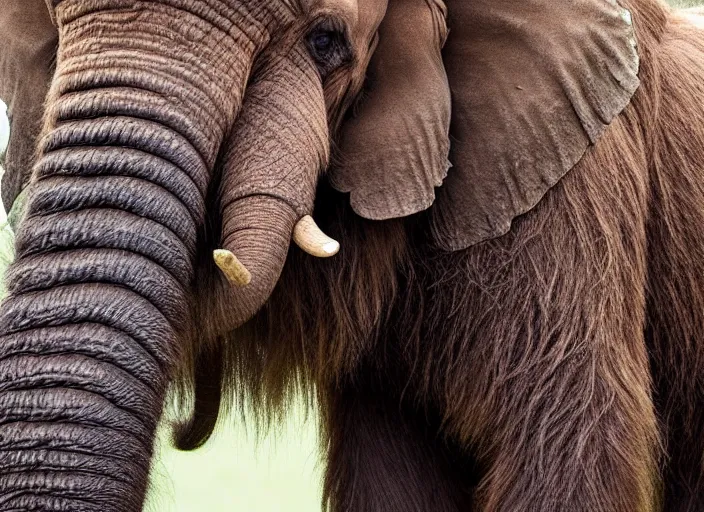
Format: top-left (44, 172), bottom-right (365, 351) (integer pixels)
top-left (0, 0), bottom-right (703, 511)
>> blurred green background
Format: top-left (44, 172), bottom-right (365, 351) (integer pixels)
top-left (145, 400), bottom-right (323, 512)
top-left (0, 0), bottom-right (702, 510)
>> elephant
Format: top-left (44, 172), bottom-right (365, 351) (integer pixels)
top-left (1, 0), bottom-right (704, 511)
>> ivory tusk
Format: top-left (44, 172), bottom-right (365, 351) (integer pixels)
top-left (293, 215), bottom-right (340, 258)
top-left (213, 249), bottom-right (252, 286)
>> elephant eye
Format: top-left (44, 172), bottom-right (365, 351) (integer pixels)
top-left (313, 32), bottom-right (333, 53)
top-left (306, 23), bottom-right (352, 79)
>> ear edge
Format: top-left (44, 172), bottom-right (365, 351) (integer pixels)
top-left (331, 151), bottom-right (452, 221)
top-left (428, 0), bottom-right (641, 252)
top-left (431, 141), bottom-right (594, 252)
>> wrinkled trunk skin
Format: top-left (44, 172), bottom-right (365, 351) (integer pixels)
top-left (0, 1), bottom-right (273, 509)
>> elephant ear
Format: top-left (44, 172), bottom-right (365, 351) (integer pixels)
top-left (329, 0), bottom-right (452, 219)
top-left (0, 0), bottom-right (57, 211)
top-left (430, 0), bottom-right (640, 250)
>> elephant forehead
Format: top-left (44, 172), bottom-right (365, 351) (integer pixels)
top-left (355, 0), bottom-right (388, 39)
top-left (299, 0), bottom-right (357, 20)
top-left (299, 0), bottom-right (387, 40)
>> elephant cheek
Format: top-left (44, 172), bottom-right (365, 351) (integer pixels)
top-left (0, 2), bottom-right (265, 510)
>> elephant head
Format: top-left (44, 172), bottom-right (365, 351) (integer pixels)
top-left (0, 0), bottom-right (389, 508)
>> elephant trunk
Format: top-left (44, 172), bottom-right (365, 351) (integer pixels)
top-left (0, 2), bottom-right (265, 509)
top-left (0, 125), bottom-right (188, 512)
top-left (177, 46), bottom-right (339, 450)
top-left (207, 46), bottom-right (337, 331)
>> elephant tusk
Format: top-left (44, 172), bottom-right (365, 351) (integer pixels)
top-left (293, 215), bottom-right (340, 258)
top-left (213, 249), bottom-right (252, 287)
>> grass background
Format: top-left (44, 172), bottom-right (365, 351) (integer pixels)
top-left (0, 1), bottom-right (701, 510)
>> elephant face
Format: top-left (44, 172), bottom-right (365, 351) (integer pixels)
top-left (27, 0), bottom-right (390, 331)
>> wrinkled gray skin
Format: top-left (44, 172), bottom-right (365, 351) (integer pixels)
top-left (0, 0), bottom-right (386, 509)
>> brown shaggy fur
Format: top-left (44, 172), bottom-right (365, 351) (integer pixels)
top-left (177, 0), bottom-right (704, 510)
